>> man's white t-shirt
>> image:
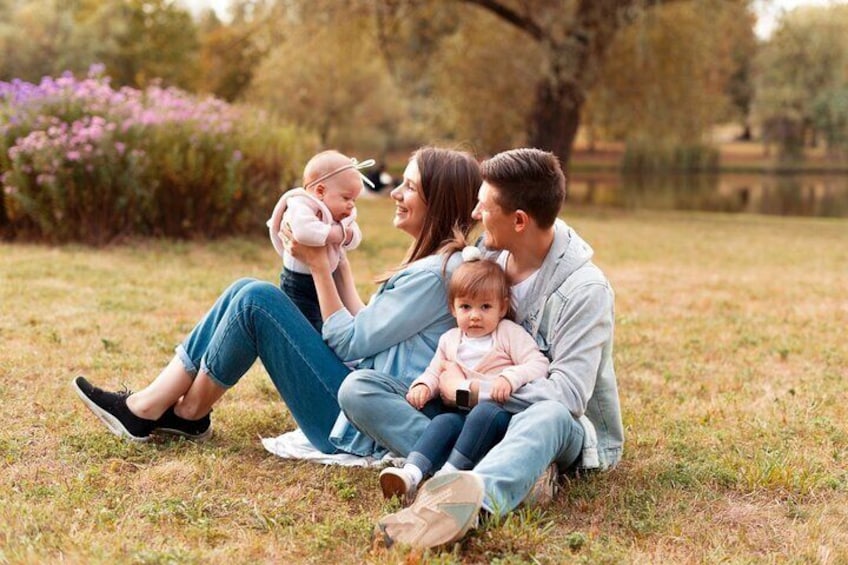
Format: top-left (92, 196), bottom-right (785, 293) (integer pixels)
top-left (496, 252), bottom-right (539, 309)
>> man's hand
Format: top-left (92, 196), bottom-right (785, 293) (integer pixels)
top-left (491, 376), bottom-right (514, 404)
top-left (406, 383), bottom-right (432, 410)
top-left (438, 362), bottom-right (466, 407)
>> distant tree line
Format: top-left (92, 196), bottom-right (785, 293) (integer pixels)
top-left (2, 0), bottom-right (847, 167)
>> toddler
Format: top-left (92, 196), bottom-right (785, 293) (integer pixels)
top-left (267, 150), bottom-right (374, 331)
top-left (379, 245), bottom-right (549, 501)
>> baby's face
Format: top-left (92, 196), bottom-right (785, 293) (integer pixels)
top-left (315, 177), bottom-right (362, 222)
top-left (452, 294), bottom-right (507, 338)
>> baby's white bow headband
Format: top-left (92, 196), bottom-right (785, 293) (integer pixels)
top-left (305, 157), bottom-right (376, 190)
top-left (461, 246), bottom-right (482, 262)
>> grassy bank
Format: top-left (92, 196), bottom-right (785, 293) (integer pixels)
top-left (1, 200), bottom-right (846, 563)
top-left (570, 141), bottom-right (848, 174)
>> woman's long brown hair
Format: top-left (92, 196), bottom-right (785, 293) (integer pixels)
top-left (378, 147), bottom-right (480, 282)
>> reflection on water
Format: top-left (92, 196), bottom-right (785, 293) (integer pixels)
top-left (568, 172), bottom-right (848, 218)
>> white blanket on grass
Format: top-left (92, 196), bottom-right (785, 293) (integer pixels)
top-left (262, 428), bottom-right (402, 468)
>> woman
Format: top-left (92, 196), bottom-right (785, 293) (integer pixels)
top-left (72, 147), bottom-right (481, 455)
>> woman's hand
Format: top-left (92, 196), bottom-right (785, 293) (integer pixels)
top-left (406, 383), bottom-right (432, 410)
top-left (491, 376), bottom-right (514, 403)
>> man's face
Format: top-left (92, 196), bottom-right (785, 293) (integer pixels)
top-left (472, 181), bottom-right (514, 250)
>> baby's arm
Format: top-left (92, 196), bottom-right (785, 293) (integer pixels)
top-left (325, 224), bottom-right (345, 245)
top-left (325, 212), bottom-right (361, 247)
top-left (286, 200), bottom-right (332, 246)
top-left (489, 320), bottom-right (551, 403)
top-left (406, 331), bottom-right (454, 409)
top-left (406, 383), bottom-right (433, 410)
top-left (340, 212), bottom-right (362, 250)
top-left (490, 376), bottom-right (514, 404)
top-left (267, 194), bottom-right (287, 256)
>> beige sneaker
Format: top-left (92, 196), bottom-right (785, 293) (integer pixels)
top-left (523, 462), bottom-right (560, 508)
top-left (375, 471), bottom-right (484, 549)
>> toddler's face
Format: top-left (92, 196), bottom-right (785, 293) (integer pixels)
top-left (315, 178), bottom-right (362, 222)
top-left (452, 293), bottom-right (507, 338)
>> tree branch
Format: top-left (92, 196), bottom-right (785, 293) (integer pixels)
top-left (459, 0), bottom-right (545, 42)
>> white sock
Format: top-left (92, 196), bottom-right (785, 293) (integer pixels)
top-left (403, 463), bottom-right (423, 486)
top-left (433, 462), bottom-right (459, 477)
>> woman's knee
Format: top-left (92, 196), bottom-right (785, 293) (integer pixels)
top-left (338, 370), bottom-right (376, 416)
top-left (226, 277), bottom-right (259, 297)
top-left (338, 370), bottom-right (403, 417)
top-left (233, 279), bottom-right (277, 304)
top-left (226, 280), bottom-right (293, 323)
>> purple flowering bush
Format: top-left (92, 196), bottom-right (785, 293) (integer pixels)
top-left (1, 67), bottom-right (306, 243)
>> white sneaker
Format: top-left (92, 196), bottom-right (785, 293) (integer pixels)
top-left (375, 471), bottom-right (484, 549)
top-left (379, 467), bottom-right (417, 503)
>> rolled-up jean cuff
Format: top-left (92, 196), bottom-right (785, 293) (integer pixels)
top-left (447, 449), bottom-right (474, 471)
top-left (175, 345), bottom-right (199, 376)
top-left (198, 358), bottom-right (232, 390)
top-left (406, 451), bottom-right (434, 477)
top-left (175, 344), bottom-right (230, 390)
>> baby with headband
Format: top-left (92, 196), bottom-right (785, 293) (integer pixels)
top-left (267, 150), bottom-right (375, 331)
top-left (379, 243), bottom-right (550, 502)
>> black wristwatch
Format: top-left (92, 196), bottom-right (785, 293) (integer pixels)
top-left (455, 381), bottom-right (472, 411)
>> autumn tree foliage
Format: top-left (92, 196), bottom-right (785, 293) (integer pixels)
top-left (589, 0), bottom-right (755, 169)
top-left (754, 4), bottom-right (848, 162)
top-left (245, 0), bottom-right (404, 154)
top-left (0, 0), bottom-right (200, 90)
top-left (375, 0), bottom-right (756, 167)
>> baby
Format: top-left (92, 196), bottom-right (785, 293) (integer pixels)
top-left (267, 150), bottom-right (374, 331)
top-left (379, 246), bottom-right (550, 501)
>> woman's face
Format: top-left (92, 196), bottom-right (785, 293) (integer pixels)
top-left (390, 158), bottom-right (427, 238)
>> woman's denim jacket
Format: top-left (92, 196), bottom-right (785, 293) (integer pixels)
top-left (323, 252), bottom-right (463, 455)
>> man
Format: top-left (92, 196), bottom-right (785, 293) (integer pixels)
top-left (338, 148), bottom-right (623, 548)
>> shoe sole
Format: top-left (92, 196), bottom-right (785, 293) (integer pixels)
top-left (154, 425), bottom-right (213, 442)
top-left (71, 377), bottom-right (151, 443)
top-left (376, 471), bottom-right (484, 549)
top-left (379, 470), bottom-right (410, 500)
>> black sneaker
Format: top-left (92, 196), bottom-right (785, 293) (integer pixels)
top-left (155, 406), bottom-right (212, 441)
top-left (71, 376), bottom-right (156, 442)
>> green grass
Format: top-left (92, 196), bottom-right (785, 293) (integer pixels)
top-left (1, 198), bottom-right (846, 563)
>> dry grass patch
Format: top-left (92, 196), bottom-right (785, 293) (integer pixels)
top-left (1, 200), bottom-right (846, 563)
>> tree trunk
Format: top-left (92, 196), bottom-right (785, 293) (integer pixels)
top-left (528, 77), bottom-right (583, 166)
top-left (0, 194), bottom-right (8, 237)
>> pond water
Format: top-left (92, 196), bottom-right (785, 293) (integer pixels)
top-left (567, 172), bottom-right (848, 218)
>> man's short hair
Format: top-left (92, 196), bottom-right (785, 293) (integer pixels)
top-left (480, 148), bottom-right (566, 229)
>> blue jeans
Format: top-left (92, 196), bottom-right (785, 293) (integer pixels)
top-left (338, 369), bottom-right (585, 513)
top-left (175, 278), bottom-right (349, 453)
top-left (280, 268), bottom-right (322, 333)
top-left (407, 402), bottom-right (512, 476)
